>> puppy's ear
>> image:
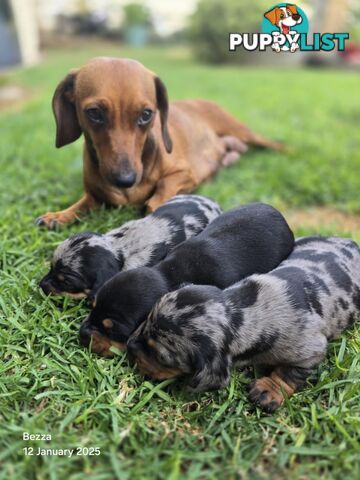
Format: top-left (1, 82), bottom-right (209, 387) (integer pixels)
top-left (264, 7), bottom-right (278, 25)
top-left (154, 77), bottom-right (173, 154)
top-left (286, 4), bottom-right (298, 15)
top-left (52, 70), bottom-right (82, 148)
top-left (88, 256), bottom-right (123, 300)
top-left (187, 352), bottom-right (231, 392)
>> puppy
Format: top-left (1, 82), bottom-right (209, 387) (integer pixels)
top-left (128, 237), bottom-right (360, 412)
top-left (40, 194), bottom-right (221, 300)
top-left (264, 4), bottom-right (302, 52)
top-left (79, 203), bottom-right (294, 356)
top-left (36, 57), bottom-right (282, 229)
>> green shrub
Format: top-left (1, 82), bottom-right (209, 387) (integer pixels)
top-left (189, 0), bottom-right (270, 63)
top-left (123, 3), bottom-right (151, 27)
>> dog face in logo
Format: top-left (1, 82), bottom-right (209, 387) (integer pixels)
top-left (264, 4), bottom-right (303, 52)
top-left (264, 4), bottom-right (302, 34)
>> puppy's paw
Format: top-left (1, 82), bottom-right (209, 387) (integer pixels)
top-left (35, 212), bottom-right (76, 229)
top-left (248, 374), bottom-right (294, 413)
top-left (272, 44), bottom-right (281, 53)
top-left (221, 151), bottom-right (241, 167)
top-left (220, 136), bottom-right (248, 167)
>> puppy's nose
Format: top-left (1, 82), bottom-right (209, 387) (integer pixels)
top-left (111, 170), bottom-right (136, 188)
top-left (40, 278), bottom-right (52, 295)
top-left (127, 338), bottom-right (139, 357)
top-left (79, 320), bottom-right (94, 347)
top-left (292, 13), bottom-right (300, 20)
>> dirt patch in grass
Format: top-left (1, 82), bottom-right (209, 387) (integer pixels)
top-left (0, 85), bottom-right (31, 111)
top-left (286, 206), bottom-right (360, 233)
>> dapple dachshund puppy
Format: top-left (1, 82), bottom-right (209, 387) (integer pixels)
top-left (128, 236), bottom-right (360, 412)
top-left (39, 194), bottom-right (221, 300)
top-left (35, 57), bottom-right (282, 229)
top-left (79, 203), bottom-right (294, 357)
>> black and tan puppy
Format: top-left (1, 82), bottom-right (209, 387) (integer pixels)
top-left (40, 195), bottom-right (221, 300)
top-left (79, 203), bottom-right (294, 356)
top-left (128, 237), bottom-right (360, 412)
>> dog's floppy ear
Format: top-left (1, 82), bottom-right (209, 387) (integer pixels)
top-left (87, 251), bottom-right (123, 301)
top-left (187, 351), bottom-right (231, 392)
top-left (52, 70), bottom-right (82, 148)
top-left (154, 77), bottom-right (173, 154)
top-left (264, 7), bottom-right (279, 25)
top-left (286, 4), bottom-right (298, 15)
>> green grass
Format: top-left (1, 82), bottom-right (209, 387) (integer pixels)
top-left (0, 44), bottom-right (359, 480)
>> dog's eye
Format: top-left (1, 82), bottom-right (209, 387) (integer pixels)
top-left (138, 109), bottom-right (153, 126)
top-left (86, 108), bottom-right (104, 125)
top-left (157, 351), bottom-right (167, 364)
top-left (280, 13), bottom-right (284, 19)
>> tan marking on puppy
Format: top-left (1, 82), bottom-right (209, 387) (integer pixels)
top-left (102, 318), bottom-right (114, 329)
top-left (65, 292), bottom-right (88, 299)
top-left (135, 352), bottom-right (183, 380)
top-left (89, 330), bottom-right (126, 357)
top-left (41, 284), bottom-right (87, 299)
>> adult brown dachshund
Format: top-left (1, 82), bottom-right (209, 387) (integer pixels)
top-left (36, 57), bottom-right (281, 228)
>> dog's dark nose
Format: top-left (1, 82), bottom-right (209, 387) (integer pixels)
top-left (79, 320), bottom-right (94, 347)
top-left (111, 170), bottom-right (136, 188)
top-left (292, 13), bottom-right (300, 21)
top-left (40, 278), bottom-right (52, 295)
top-left (127, 338), bottom-right (138, 356)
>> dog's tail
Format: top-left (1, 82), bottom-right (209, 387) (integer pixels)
top-left (243, 131), bottom-right (285, 151)
top-left (198, 100), bottom-right (284, 151)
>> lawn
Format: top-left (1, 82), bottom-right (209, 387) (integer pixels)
top-left (0, 43), bottom-right (359, 480)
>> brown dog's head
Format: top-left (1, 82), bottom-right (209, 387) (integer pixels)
top-left (264, 4), bottom-right (302, 33)
top-left (52, 57), bottom-right (172, 189)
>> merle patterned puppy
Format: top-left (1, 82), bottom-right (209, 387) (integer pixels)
top-left (128, 237), bottom-right (360, 412)
top-left (80, 203), bottom-right (294, 357)
top-left (40, 195), bottom-right (222, 299)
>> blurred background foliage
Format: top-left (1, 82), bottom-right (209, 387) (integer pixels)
top-left (189, 0), bottom-right (270, 63)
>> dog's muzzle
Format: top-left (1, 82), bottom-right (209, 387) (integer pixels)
top-left (111, 170), bottom-right (137, 188)
top-left (40, 277), bottom-right (55, 295)
top-left (109, 158), bottom-right (137, 188)
top-left (79, 319), bottom-right (94, 347)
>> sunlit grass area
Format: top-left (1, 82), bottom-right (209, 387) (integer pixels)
top-left (0, 44), bottom-right (359, 479)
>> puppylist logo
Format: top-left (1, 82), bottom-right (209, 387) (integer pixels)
top-left (229, 3), bottom-right (349, 53)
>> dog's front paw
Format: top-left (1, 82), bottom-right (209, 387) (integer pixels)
top-left (35, 212), bottom-right (74, 229)
top-left (248, 377), bottom-right (286, 413)
top-left (272, 43), bottom-right (281, 53)
top-left (146, 197), bottom-right (163, 213)
top-left (290, 43), bottom-right (299, 53)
